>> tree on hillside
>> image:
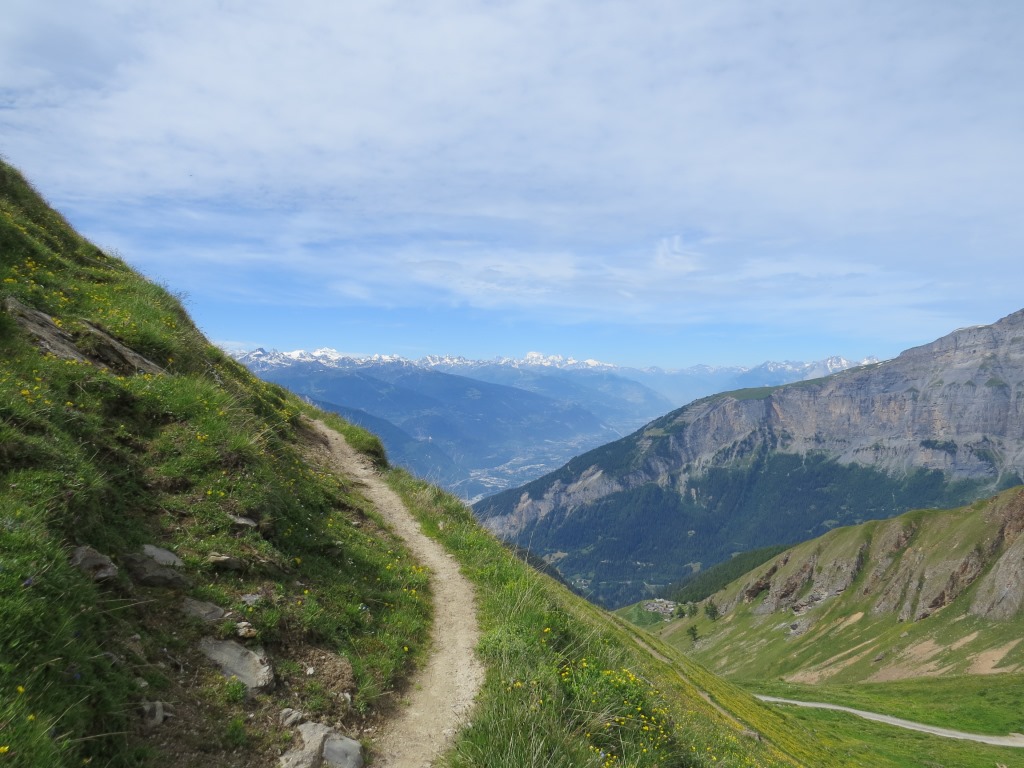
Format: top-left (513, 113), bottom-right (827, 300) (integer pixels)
top-left (704, 600), bottom-right (719, 621)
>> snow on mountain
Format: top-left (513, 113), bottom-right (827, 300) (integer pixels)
top-left (234, 348), bottom-right (874, 382)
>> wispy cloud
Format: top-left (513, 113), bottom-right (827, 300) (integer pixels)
top-left (2, 1), bottom-right (1023, 364)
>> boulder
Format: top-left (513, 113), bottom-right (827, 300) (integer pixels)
top-left (207, 552), bottom-right (244, 571)
top-left (323, 733), bottom-right (363, 768)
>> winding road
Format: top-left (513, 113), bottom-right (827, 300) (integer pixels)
top-left (314, 422), bottom-right (485, 767)
top-left (755, 695), bottom-right (1024, 748)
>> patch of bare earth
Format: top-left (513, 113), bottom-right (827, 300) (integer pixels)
top-left (311, 422), bottom-right (485, 767)
top-left (784, 639), bottom-right (877, 684)
top-left (836, 611), bottom-right (864, 630)
top-left (867, 638), bottom-right (953, 682)
top-left (968, 638), bottom-right (1022, 675)
top-left (949, 630), bottom-right (980, 651)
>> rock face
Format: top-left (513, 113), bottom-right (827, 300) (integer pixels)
top-left (687, 487), bottom-right (1024, 684)
top-left (476, 309), bottom-right (1024, 605)
top-left (723, 487), bottom-right (1024, 623)
top-left (3, 295), bottom-right (163, 375)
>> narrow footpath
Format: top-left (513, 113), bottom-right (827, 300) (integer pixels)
top-left (755, 695), bottom-right (1024, 748)
top-left (313, 422), bottom-right (485, 767)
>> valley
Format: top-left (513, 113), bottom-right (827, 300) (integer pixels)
top-left (4, 155), bottom-right (1024, 768)
top-left (236, 348), bottom-right (862, 503)
top-left (476, 310), bottom-right (1024, 607)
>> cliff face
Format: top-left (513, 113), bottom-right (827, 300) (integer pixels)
top-left (475, 310), bottom-right (1024, 606)
top-left (724, 488), bottom-right (1024, 623)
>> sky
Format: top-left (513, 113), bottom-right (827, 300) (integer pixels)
top-left (2, 1), bottom-right (1023, 369)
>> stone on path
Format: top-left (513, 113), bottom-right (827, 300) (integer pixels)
top-left (142, 544), bottom-right (184, 567)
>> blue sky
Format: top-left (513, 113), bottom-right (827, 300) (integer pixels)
top-left (2, 1), bottom-right (1022, 368)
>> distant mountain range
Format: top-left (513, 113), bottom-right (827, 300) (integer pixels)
top-left (474, 310), bottom-right (1024, 607)
top-left (236, 348), bottom-right (869, 501)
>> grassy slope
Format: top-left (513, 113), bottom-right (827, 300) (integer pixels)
top-left (655, 491), bottom-right (1024, 686)
top-left (390, 471), bottom-right (858, 768)
top-left (631, 490), bottom-right (1024, 767)
top-left (0, 161), bottom-right (431, 766)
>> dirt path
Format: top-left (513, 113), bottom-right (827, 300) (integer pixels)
top-left (313, 422), bottom-right (485, 767)
top-left (755, 695), bottom-right (1024, 748)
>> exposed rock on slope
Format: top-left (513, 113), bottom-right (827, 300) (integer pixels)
top-left (669, 488), bottom-right (1024, 683)
top-left (476, 309), bottom-right (1024, 606)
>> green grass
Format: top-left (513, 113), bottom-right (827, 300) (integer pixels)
top-left (752, 703), bottom-right (1023, 768)
top-left (615, 602), bottom-right (672, 628)
top-left (0, 159), bottom-right (430, 766)
top-left (388, 469), bottom-right (847, 768)
top-left (749, 675), bottom-right (1024, 737)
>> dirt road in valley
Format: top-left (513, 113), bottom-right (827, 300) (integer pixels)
top-left (755, 695), bottom-right (1024, 748)
top-left (313, 422), bottom-right (485, 767)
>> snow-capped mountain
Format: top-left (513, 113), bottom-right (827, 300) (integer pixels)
top-left (233, 347), bottom-right (874, 502)
top-left (235, 348), bottom-right (875, 408)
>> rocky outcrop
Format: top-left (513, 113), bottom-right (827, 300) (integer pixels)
top-left (3, 295), bottom-right (164, 375)
top-left (725, 488), bottom-right (1024, 625)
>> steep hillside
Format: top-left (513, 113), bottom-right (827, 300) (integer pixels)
top-left (2, 159), bottom-right (850, 767)
top-left (475, 313), bottom-right (1024, 606)
top-left (656, 487), bottom-right (1024, 685)
top-left (0, 161), bottom-right (434, 766)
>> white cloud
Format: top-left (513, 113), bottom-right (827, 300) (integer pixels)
top-left (2, 0), bottom-right (1023, 354)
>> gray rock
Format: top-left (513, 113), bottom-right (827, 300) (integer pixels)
top-left (229, 514), bottom-right (258, 529)
top-left (182, 597), bottom-right (228, 622)
top-left (241, 593), bottom-right (262, 607)
top-left (279, 722), bottom-right (332, 768)
top-left (198, 638), bottom-right (274, 691)
top-left (140, 700), bottom-right (175, 731)
top-left (279, 708), bottom-right (305, 727)
top-left (3, 296), bottom-right (163, 375)
top-left (70, 546), bottom-right (118, 582)
top-left (971, 532), bottom-right (1024, 619)
top-left (207, 552), bottom-right (244, 571)
top-left (278, 723), bottom-right (363, 768)
top-left (142, 545), bottom-right (184, 567)
top-left (122, 553), bottom-right (191, 589)
top-left (323, 734), bottom-right (363, 768)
